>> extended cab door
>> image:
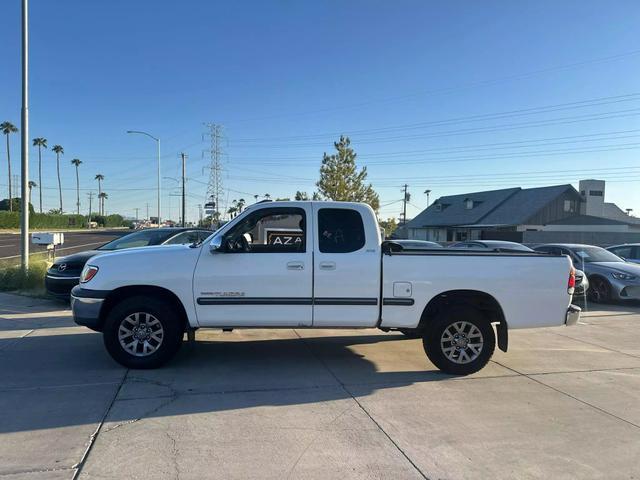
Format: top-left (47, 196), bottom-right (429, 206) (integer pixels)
top-left (312, 204), bottom-right (381, 327)
top-left (193, 205), bottom-right (313, 327)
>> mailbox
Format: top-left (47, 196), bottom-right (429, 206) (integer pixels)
top-left (31, 232), bottom-right (64, 248)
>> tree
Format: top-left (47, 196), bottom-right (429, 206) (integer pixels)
top-left (94, 174), bottom-right (104, 215)
top-left (379, 217), bottom-right (398, 238)
top-left (237, 198), bottom-right (245, 213)
top-left (28, 181), bottom-right (36, 205)
top-left (32, 137), bottom-right (47, 213)
top-left (98, 191), bottom-right (108, 216)
top-left (264, 193), bottom-right (271, 200)
top-left (71, 159), bottom-right (82, 215)
top-left (316, 136), bottom-right (380, 211)
top-left (1, 122), bottom-right (18, 212)
top-left (295, 191), bottom-right (309, 201)
top-left (0, 197), bottom-right (34, 214)
top-left (227, 205), bottom-right (237, 219)
top-left (51, 145), bottom-right (64, 211)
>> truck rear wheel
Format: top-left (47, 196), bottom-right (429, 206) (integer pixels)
top-left (423, 307), bottom-right (495, 375)
top-left (103, 296), bottom-right (184, 369)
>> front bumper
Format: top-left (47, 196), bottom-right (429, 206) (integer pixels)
top-left (45, 274), bottom-right (80, 298)
top-left (71, 286), bottom-right (109, 331)
top-left (565, 304), bottom-right (581, 326)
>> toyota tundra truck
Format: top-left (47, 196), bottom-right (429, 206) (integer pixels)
top-left (71, 201), bottom-right (580, 375)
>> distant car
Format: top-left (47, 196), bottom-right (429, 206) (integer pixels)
top-left (389, 240), bottom-right (444, 249)
top-left (449, 240), bottom-right (534, 252)
top-left (533, 243), bottom-right (640, 303)
top-left (45, 228), bottom-right (212, 299)
top-left (606, 244), bottom-right (640, 264)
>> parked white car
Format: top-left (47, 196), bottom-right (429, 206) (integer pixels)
top-left (71, 201), bottom-right (580, 375)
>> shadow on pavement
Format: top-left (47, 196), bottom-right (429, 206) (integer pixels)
top-left (0, 332), bottom-right (451, 435)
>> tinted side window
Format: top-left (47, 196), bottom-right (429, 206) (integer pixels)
top-left (318, 208), bottom-right (365, 253)
top-left (164, 231), bottom-right (208, 245)
top-left (225, 208), bottom-right (306, 253)
top-left (610, 246), bottom-right (632, 259)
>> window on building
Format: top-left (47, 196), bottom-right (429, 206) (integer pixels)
top-left (564, 200), bottom-right (576, 213)
top-left (589, 190), bottom-right (604, 197)
top-left (318, 208), bottom-right (365, 253)
top-left (465, 198), bottom-right (474, 210)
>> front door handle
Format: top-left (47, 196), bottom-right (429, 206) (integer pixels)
top-left (319, 261), bottom-right (336, 270)
top-left (287, 261), bottom-right (304, 271)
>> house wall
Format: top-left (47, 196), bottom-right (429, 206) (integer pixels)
top-left (525, 190), bottom-right (582, 225)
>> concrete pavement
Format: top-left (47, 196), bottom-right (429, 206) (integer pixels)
top-left (1, 293), bottom-right (639, 479)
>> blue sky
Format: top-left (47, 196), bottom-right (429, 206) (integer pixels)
top-left (1, 0), bottom-right (640, 222)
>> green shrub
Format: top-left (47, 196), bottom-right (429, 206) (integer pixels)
top-left (0, 260), bottom-right (48, 292)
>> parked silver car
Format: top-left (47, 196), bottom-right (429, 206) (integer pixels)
top-left (606, 244), bottom-right (640, 264)
top-left (449, 240), bottom-right (533, 252)
top-left (533, 244), bottom-right (640, 303)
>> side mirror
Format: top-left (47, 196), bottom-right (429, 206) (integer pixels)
top-left (209, 236), bottom-right (223, 253)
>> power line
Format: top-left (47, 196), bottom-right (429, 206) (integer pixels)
top-left (223, 48), bottom-right (640, 125)
top-left (232, 93), bottom-right (640, 143)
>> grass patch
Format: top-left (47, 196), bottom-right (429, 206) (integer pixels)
top-left (0, 260), bottom-right (49, 293)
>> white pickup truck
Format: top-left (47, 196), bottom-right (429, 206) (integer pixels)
top-left (71, 201), bottom-right (580, 375)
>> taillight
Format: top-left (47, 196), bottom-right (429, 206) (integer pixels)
top-left (80, 265), bottom-right (99, 283)
top-left (567, 266), bottom-right (576, 294)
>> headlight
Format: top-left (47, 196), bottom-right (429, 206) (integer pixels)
top-left (80, 265), bottom-right (99, 283)
top-left (611, 272), bottom-right (636, 281)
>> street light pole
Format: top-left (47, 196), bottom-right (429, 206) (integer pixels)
top-left (20, 0), bottom-right (29, 269)
top-left (127, 130), bottom-right (160, 227)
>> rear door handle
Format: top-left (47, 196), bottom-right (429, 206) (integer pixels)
top-left (319, 261), bottom-right (336, 270)
top-left (287, 261), bottom-right (304, 271)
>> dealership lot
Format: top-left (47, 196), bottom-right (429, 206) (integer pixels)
top-left (1, 294), bottom-right (639, 479)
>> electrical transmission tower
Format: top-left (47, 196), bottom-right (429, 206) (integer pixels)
top-left (203, 123), bottom-right (224, 226)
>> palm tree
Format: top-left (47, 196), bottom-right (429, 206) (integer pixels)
top-left (28, 181), bottom-right (36, 205)
top-left (51, 145), bottom-right (64, 211)
top-left (253, 194), bottom-right (259, 203)
top-left (1, 121), bottom-right (18, 212)
top-left (237, 198), bottom-right (246, 213)
top-left (264, 193), bottom-right (271, 200)
top-left (98, 192), bottom-right (108, 216)
top-left (94, 174), bottom-right (104, 215)
top-left (32, 137), bottom-right (47, 213)
top-left (71, 159), bottom-right (82, 215)
top-left (227, 205), bottom-right (237, 219)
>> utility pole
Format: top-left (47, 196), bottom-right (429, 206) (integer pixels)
top-left (145, 202), bottom-right (150, 221)
top-left (20, 0), bottom-right (29, 270)
top-left (87, 191), bottom-right (93, 228)
top-left (401, 184), bottom-right (409, 226)
top-left (180, 152), bottom-right (187, 227)
top-left (197, 204), bottom-right (203, 226)
top-left (134, 207), bottom-right (140, 222)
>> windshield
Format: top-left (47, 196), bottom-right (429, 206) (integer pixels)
top-left (98, 230), bottom-right (173, 251)
top-left (570, 246), bottom-right (624, 263)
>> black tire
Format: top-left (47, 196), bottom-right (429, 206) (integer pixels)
top-left (422, 306), bottom-right (495, 375)
top-left (398, 328), bottom-right (422, 339)
top-left (103, 295), bottom-right (184, 369)
top-left (587, 276), bottom-right (611, 304)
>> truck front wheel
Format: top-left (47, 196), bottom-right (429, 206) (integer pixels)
top-left (423, 307), bottom-right (495, 375)
top-left (103, 296), bottom-right (184, 369)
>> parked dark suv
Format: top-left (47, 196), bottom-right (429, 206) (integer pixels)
top-left (45, 228), bottom-right (212, 299)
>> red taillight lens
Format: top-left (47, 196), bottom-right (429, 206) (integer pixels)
top-left (81, 265), bottom-right (99, 283)
top-left (568, 266), bottom-right (576, 294)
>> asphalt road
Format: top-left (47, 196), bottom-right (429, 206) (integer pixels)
top-left (1, 294), bottom-right (639, 479)
top-left (0, 230), bottom-right (128, 260)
